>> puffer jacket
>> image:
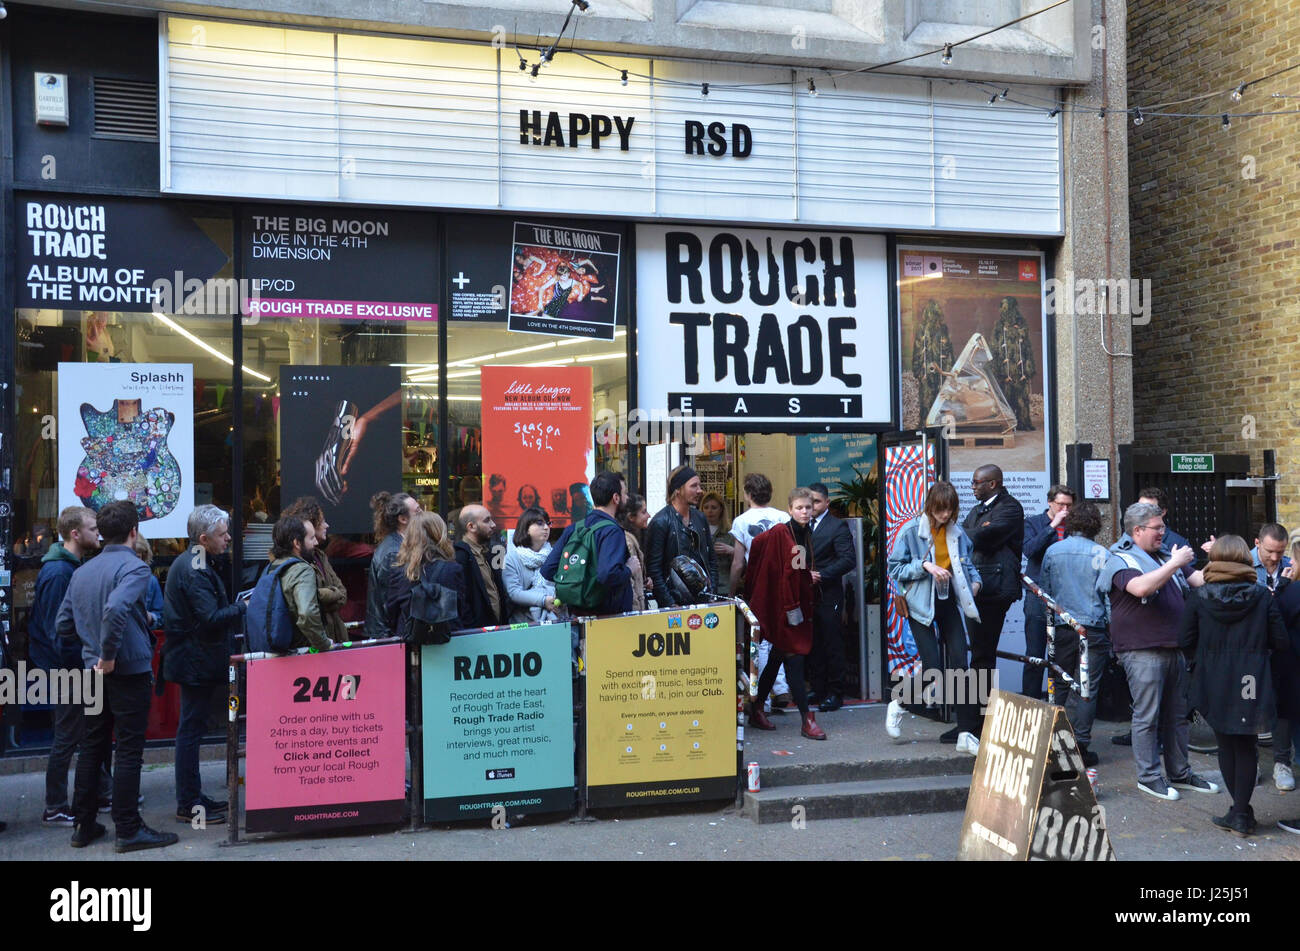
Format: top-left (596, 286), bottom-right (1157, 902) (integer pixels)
top-left (162, 546), bottom-right (246, 686)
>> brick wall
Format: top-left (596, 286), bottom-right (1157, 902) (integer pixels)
top-left (1128, 0), bottom-right (1300, 528)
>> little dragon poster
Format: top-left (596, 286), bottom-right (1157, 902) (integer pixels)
top-left (57, 362), bottom-right (194, 539)
top-left (480, 365), bottom-right (594, 530)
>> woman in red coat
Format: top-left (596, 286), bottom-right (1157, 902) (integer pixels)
top-left (747, 487), bottom-right (825, 740)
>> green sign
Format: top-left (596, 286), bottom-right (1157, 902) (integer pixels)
top-left (1170, 454), bottom-right (1214, 474)
top-left (421, 623), bottom-right (574, 821)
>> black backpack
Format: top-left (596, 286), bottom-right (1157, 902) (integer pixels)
top-left (403, 568), bottom-right (460, 645)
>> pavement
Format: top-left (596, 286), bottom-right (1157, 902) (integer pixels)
top-left (3, 700), bottom-right (1300, 860)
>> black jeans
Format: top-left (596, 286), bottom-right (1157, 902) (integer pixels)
top-left (74, 671), bottom-right (153, 836)
top-left (1021, 600), bottom-right (1047, 699)
top-left (175, 682), bottom-right (218, 809)
top-left (1215, 731), bottom-right (1258, 820)
top-left (807, 594), bottom-right (847, 696)
top-left (756, 650), bottom-right (809, 718)
top-left (45, 697), bottom-right (111, 810)
top-left (968, 597), bottom-right (1012, 675)
top-left (906, 595), bottom-right (980, 735)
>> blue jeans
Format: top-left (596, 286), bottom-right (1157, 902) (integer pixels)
top-left (175, 682), bottom-right (218, 809)
top-left (1022, 600), bottom-right (1047, 699)
top-left (1118, 648), bottom-right (1190, 786)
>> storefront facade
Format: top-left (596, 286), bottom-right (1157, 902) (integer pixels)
top-left (0, 2), bottom-right (1131, 713)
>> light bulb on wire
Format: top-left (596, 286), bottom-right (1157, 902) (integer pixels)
top-left (1222, 113), bottom-right (1231, 130)
top-left (701, 83), bottom-right (709, 97)
top-left (1231, 83), bottom-right (1246, 102)
top-left (808, 78), bottom-right (819, 97)
top-left (621, 69), bottom-right (628, 86)
top-left (941, 44), bottom-right (952, 66)
top-left (1133, 108), bottom-right (1144, 126)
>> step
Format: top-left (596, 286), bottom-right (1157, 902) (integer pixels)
top-left (743, 774), bottom-right (972, 823)
top-left (756, 753), bottom-right (973, 790)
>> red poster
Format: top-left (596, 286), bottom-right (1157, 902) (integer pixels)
top-left (481, 365), bottom-right (594, 529)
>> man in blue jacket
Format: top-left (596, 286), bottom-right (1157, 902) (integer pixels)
top-left (55, 500), bottom-right (179, 853)
top-left (542, 471), bottom-right (632, 616)
top-left (1021, 484), bottom-right (1075, 699)
top-left (30, 506), bottom-right (109, 825)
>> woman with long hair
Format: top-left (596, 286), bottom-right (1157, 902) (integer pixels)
top-left (503, 507), bottom-right (561, 624)
top-left (1181, 534), bottom-right (1287, 836)
top-left (886, 480), bottom-right (984, 754)
top-left (700, 492), bottom-right (735, 596)
top-left (746, 487), bottom-right (825, 741)
top-left (365, 490), bottom-right (420, 639)
top-left (619, 493), bottom-right (651, 611)
top-left (282, 496), bottom-right (348, 643)
top-left (385, 511), bottom-right (473, 635)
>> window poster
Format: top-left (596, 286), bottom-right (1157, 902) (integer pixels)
top-left (57, 362), bottom-right (195, 539)
top-left (479, 365), bottom-right (594, 530)
top-left (279, 365), bottom-right (402, 535)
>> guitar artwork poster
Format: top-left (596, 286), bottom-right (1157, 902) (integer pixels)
top-left (57, 363), bottom-right (195, 540)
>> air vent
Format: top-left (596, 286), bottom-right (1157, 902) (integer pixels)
top-left (92, 76), bottom-right (158, 140)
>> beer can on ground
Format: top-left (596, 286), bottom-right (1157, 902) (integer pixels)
top-left (1086, 767), bottom-right (1098, 792)
top-left (747, 762), bottom-right (761, 792)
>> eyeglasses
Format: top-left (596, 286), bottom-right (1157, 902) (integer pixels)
top-left (1137, 523), bottom-right (1166, 534)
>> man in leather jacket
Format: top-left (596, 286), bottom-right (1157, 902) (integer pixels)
top-left (645, 465), bottom-right (716, 607)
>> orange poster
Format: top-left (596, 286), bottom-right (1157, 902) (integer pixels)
top-left (480, 365), bottom-right (595, 530)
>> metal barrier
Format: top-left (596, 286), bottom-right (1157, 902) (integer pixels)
top-left (998, 575), bottom-right (1089, 703)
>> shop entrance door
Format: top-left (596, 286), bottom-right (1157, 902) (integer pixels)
top-left (878, 429), bottom-right (948, 701)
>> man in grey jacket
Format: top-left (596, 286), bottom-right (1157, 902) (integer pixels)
top-left (55, 500), bottom-right (179, 853)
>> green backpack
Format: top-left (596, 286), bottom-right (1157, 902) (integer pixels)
top-left (554, 520), bottom-right (617, 611)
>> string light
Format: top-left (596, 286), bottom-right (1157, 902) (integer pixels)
top-left (808, 78), bottom-right (818, 97)
top-left (988, 92), bottom-right (998, 105)
top-left (1133, 108), bottom-right (1144, 126)
top-left (941, 43), bottom-right (953, 66)
top-left (1222, 113), bottom-right (1231, 130)
top-left (1231, 82), bottom-right (1247, 101)
top-left (701, 82), bottom-right (709, 96)
top-left (620, 69), bottom-right (628, 86)
top-left (999, 88), bottom-right (1009, 100)
top-left (1047, 107), bottom-right (1060, 118)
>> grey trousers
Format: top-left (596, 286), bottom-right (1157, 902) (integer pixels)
top-left (1118, 648), bottom-right (1190, 786)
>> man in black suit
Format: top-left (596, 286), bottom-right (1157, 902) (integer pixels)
top-left (957, 464), bottom-right (1024, 740)
top-left (806, 483), bottom-right (857, 712)
top-left (1021, 484), bottom-right (1076, 699)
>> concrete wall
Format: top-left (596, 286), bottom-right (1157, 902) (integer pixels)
top-left (1128, 0), bottom-right (1299, 526)
top-left (29, 0), bottom-right (1091, 83)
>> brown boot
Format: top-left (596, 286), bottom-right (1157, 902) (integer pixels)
top-left (801, 712), bottom-right (827, 740)
top-left (748, 708), bottom-right (776, 731)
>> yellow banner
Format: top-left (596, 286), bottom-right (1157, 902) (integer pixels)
top-left (584, 604), bottom-right (737, 807)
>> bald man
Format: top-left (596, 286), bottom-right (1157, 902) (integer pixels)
top-left (957, 464), bottom-right (1025, 740)
top-left (453, 504), bottom-right (507, 628)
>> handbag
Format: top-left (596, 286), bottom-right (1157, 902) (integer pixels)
top-left (892, 592), bottom-right (910, 619)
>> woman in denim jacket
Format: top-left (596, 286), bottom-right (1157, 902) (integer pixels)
top-left (1038, 500), bottom-right (1111, 767)
top-left (886, 480), bottom-right (984, 754)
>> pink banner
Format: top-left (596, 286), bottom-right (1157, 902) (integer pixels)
top-left (248, 298), bottom-right (437, 321)
top-left (245, 643), bottom-right (406, 833)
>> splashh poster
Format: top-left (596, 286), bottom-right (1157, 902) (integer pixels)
top-left (57, 362), bottom-right (194, 539)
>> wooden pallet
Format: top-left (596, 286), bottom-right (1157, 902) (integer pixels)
top-left (949, 432), bottom-right (1016, 448)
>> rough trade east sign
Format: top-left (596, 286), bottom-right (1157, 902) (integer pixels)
top-left (635, 225), bottom-right (890, 430)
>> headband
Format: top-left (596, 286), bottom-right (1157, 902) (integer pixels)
top-left (668, 466), bottom-right (698, 496)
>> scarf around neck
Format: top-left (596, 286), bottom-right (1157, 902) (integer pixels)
top-left (1202, 560), bottom-right (1258, 585)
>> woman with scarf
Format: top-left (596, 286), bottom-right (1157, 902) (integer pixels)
top-left (885, 480), bottom-right (984, 755)
top-left (746, 487), bottom-right (825, 741)
top-left (1180, 534), bottom-right (1287, 836)
top-left (503, 506), bottom-right (562, 624)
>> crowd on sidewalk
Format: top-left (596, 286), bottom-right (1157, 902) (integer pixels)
top-left (885, 471), bottom-right (1300, 839)
top-left (5, 463), bottom-right (863, 846)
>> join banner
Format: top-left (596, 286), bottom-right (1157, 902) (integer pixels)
top-left (421, 623), bottom-right (575, 822)
top-left (245, 644), bottom-right (406, 834)
top-left (585, 604), bottom-right (737, 808)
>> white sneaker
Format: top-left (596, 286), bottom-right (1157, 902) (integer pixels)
top-left (956, 732), bottom-right (980, 756)
top-left (885, 699), bottom-right (904, 739)
top-left (1276, 762), bottom-right (1296, 792)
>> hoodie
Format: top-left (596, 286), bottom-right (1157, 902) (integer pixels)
top-left (28, 542), bottom-right (83, 670)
